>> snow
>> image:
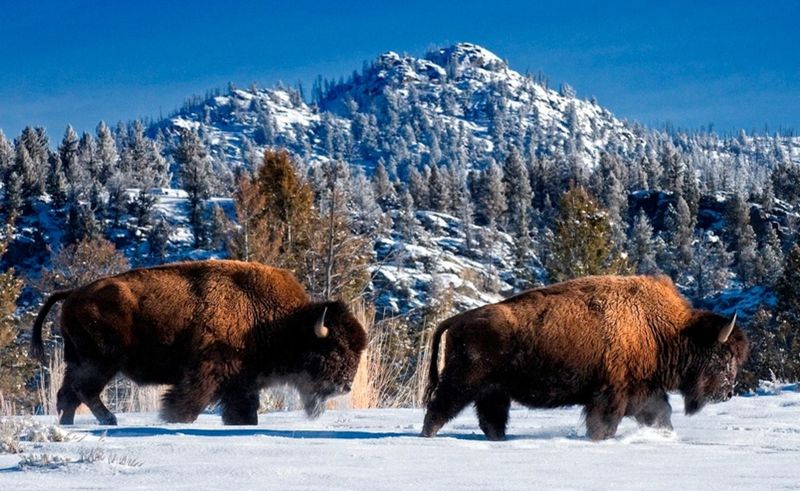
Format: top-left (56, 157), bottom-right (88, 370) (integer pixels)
top-left (2, 390), bottom-right (799, 489)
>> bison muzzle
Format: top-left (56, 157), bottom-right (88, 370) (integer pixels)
top-left (29, 260), bottom-right (366, 426)
top-left (421, 275), bottom-right (748, 441)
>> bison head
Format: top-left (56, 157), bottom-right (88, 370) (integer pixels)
top-left (680, 312), bottom-right (749, 415)
top-left (278, 301), bottom-right (367, 418)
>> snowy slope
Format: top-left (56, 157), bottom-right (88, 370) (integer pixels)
top-left (2, 389), bottom-right (799, 489)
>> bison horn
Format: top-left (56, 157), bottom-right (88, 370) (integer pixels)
top-left (314, 307), bottom-right (329, 338)
top-left (718, 312), bottom-right (736, 343)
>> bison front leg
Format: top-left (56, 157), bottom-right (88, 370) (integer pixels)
top-left (475, 389), bottom-right (511, 441)
top-left (585, 390), bottom-right (627, 441)
top-left (220, 388), bottom-right (260, 425)
top-left (161, 364), bottom-right (219, 424)
top-left (634, 391), bottom-right (673, 430)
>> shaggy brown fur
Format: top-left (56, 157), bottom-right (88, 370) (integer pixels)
top-left (421, 275), bottom-right (748, 441)
top-left (29, 260), bottom-right (366, 426)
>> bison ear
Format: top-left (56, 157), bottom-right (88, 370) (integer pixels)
top-left (718, 312), bottom-right (736, 344)
top-left (314, 307), bottom-right (329, 338)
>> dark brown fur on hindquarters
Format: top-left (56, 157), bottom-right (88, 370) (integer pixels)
top-left (422, 275), bottom-right (749, 441)
top-left (29, 260), bottom-right (367, 426)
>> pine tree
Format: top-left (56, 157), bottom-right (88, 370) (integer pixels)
top-left (208, 204), bottom-right (229, 250)
top-left (502, 148), bottom-right (532, 238)
top-left (757, 224), bottom-right (784, 286)
top-left (46, 153), bottom-right (69, 209)
top-left (58, 125), bottom-right (80, 183)
top-left (302, 160), bottom-right (371, 301)
top-left (408, 166), bottom-right (430, 210)
top-left (174, 129), bottom-right (213, 247)
top-left (737, 223), bottom-right (759, 286)
top-left (65, 202), bottom-right (100, 245)
top-left (629, 210), bottom-right (659, 274)
top-left (725, 192), bottom-right (760, 285)
top-left (661, 197), bottom-right (694, 273)
top-left (3, 171), bottom-right (23, 223)
top-left (545, 187), bottom-right (627, 282)
top-left (13, 143), bottom-right (40, 209)
top-left (95, 121), bottom-right (118, 185)
top-left (428, 164), bottom-right (450, 212)
top-left (477, 162), bottom-right (506, 231)
top-left (395, 188), bottom-right (418, 243)
top-left (148, 217), bottom-right (171, 262)
top-left (689, 232), bottom-right (732, 299)
top-left (737, 308), bottom-right (782, 392)
top-left (255, 149), bottom-right (314, 259)
top-left (0, 130), bottom-right (13, 182)
top-left (0, 225), bottom-right (35, 411)
top-left (773, 243), bottom-right (800, 380)
top-left (372, 161), bottom-right (397, 211)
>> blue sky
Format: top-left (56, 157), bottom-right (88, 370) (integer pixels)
top-left (0, 0), bottom-right (797, 139)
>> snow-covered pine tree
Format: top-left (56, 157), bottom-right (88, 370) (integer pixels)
top-left (757, 224), bottom-right (784, 286)
top-left (773, 243), bottom-right (800, 380)
top-left (46, 153), bottom-right (69, 210)
top-left (58, 125), bottom-right (80, 184)
top-left (661, 197), bottom-right (695, 274)
top-left (395, 187), bottom-right (418, 243)
top-left (147, 216), bottom-right (171, 263)
top-left (2, 171), bottom-right (23, 223)
top-left (372, 160), bottom-right (397, 211)
top-left (174, 128), bottom-right (213, 247)
top-left (629, 209), bottom-right (659, 274)
top-left (0, 130), bottom-right (13, 182)
top-left (689, 231), bottom-right (732, 299)
top-left (95, 121), bottom-right (118, 185)
top-left (502, 148), bottom-right (532, 247)
top-left (726, 192), bottom-right (759, 286)
top-left (408, 166), bottom-right (430, 210)
top-left (477, 162), bottom-right (506, 232)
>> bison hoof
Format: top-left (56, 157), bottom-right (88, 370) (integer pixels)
top-left (484, 432), bottom-right (506, 441)
top-left (99, 415), bottom-right (118, 426)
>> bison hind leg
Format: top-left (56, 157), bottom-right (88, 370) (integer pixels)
top-left (64, 360), bottom-right (119, 425)
top-left (56, 365), bottom-right (82, 425)
top-left (475, 388), bottom-right (511, 441)
top-left (421, 377), bottom-right (475, 438)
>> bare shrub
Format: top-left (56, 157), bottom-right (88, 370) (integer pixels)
top-left (0, 417), bottom-right (75, 454)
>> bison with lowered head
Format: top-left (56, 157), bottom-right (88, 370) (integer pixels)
top-left (421, 275), bottom-right (748, 441)
top-left (29, 260), bottom-right (366, 425)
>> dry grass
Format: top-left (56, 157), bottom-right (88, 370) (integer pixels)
top-left (349, 300), bottom-right (435, 409)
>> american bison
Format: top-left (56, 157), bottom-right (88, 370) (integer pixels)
top-left (421, 275), bottom-right (748, 441)
top-left (29, 260), bottom-right (366, 426)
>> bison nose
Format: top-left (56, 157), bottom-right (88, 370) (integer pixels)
top-left (727, 391), bottom-right (733, 400)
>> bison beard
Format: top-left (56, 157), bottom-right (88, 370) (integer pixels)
top-left (28, 260), bottom-right (366, 426)
top-left (421, 275), bottom-right (749, 441)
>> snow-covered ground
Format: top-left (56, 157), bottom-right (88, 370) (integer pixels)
top-left (2, 389), bottom-right (799, 490)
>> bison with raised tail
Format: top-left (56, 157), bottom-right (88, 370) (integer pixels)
top-left (421, 275), bottom-right (748, 441)
top-left (29, 260), bottom-right (366, 425)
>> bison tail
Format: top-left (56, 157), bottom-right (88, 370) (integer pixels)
top-left (29, 289), bottom-right (72, 363)
top-left (423, 321), bottom-right (450, 405)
